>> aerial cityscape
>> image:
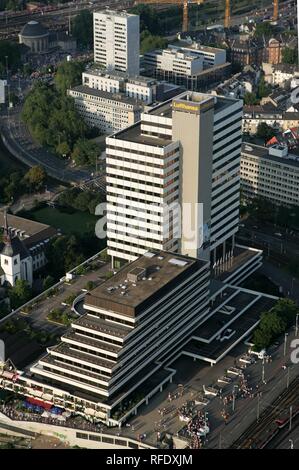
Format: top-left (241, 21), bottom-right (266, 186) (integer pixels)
top-left (0, 0), bottom-right (298, 456)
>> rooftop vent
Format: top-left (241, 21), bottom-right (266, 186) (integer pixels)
top-left (144, 252), bottom-right (156, 258)
top-left (168, 258), bottom-right (188, 267)
top-left (127, 267), bottom-right (147, 283)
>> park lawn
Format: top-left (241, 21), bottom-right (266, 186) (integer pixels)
top-left (27, 206), bottom-right (98, 235)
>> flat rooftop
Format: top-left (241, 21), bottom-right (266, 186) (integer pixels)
top-left (94, 9), bottom-right (137, 18)
top-left (84, 250), bottom-right (207, 318)
top-left (69, 85), bottom-right (144, 107)
top-left (149, 92), bottom-right (237, 119)
top-left (242, 143), bottom-right (299, 168)
top-left (114, 123), bottom-right (172, 147)
top-left (173, 41), bottom-right (225, 55)
top-left (184, 295), bottom-right (277, 363)
top-left (84, 68), bottom-right (157, 86)
top-left (214, 245), bottom-right (260, 282)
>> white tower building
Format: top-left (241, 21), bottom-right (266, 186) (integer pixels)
top-left (93, 10), bottom-right (140, 76)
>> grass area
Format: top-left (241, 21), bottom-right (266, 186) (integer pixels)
top-left (19, 206), bottom-right (98, 236)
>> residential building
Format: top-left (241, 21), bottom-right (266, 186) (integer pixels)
top-left (227, 38), bottom-right (264, 67)
top-left (243, 105), bottom-right (299, 134)
top-left (272, 63), bottom-right (299, 87)
top-left (93, 10), bottom-right (140, 76)
top-left (0, 212), bottom-right (57, 287)
top-left (106, 91), bottom-right (243, 267)
top-left (240, 143), bottom-right (299, 206)
top-left (267, 38), bottom-right (282, 65)
top-left (68, 85), bottom-right (143, 134)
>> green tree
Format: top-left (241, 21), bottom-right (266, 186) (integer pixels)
top-left (254, 22), bottom-right (274, 38)
top-left (43, 275), bottom-right (55, 291)
top-left (56, 141), bottom-right (71, 157)
top-left (21, 82), bottom-right (87, 152)
top-left (23, 166), bottom-right (46, 190)
top-left (129, 4), bottom-right (161, 34)
top-left (54, 60), bottom-right (85, 95)
top-left (0, 40), bottom-right (21, 75)
top-left (257, 76), bottom-right (271, 99)
top-left (9, 280), bottom-right (32, 309)
top-left (282, 47), bottom-right (298, 65)
top-left (256, 122), bottom-right (275, 143)
top-left (244, 92), bottom-right (258, 106)
top-left (71, 139), bottom-right (99, 166)
top-left (140, 30), bottom-right (168, 54)
top-left (72, 10), bottom-right (93, 48)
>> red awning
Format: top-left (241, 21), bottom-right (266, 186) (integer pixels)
top-left (26, 397), bottom-right (52, 410)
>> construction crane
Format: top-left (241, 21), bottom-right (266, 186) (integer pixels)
top-left (134, 0), bottom-right (231, 33)
top-left (224, 0), bottom-right (230, 28)
top-left (273, 0), bottom-right (279, 22)
top-left (134, 0), bottom-right (203, 33)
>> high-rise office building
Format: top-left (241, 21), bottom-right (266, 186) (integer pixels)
top-left (106, 91), bottom-right (243, 267)
top-left (93, 10), bottom-right (140, 76)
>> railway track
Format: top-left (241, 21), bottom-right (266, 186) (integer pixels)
top-left (265, 414), bottom-right (299, 449)
top-left (230, 376), bottom-right (299, 449)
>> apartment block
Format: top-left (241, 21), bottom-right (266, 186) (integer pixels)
top-left (93, 10), bottom-right (140, 75)
top-left (240, 143), bottom-right (299, 207)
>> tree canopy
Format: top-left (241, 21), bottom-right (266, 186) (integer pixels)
top-left (0, 40), bottom-right (21, 76)
top-left (256, 122), bottom-right (276, 143)
top-left (21, 82), bottom-right (87, 153)
top-left (54, 60), bottom-right (85, 95)
top-left (9, 279), bottom-right (32, 309)
top-left (23, 166), bottom-right (47, 191)
top-left (72, 10), bottom-right (93, 48)
top-left (282, 47), bottom-right (298, 65)
top-left (71, 139), bottom-right (99, 167)
top-left (140, 30), bottom-right (168, 54)
top-left (253, 299), bottom-right (298, 350)
top-left (254, 22), bottom-right (274, 38)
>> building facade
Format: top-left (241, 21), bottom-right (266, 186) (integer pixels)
top-left (106, 91), bottom-right (243, 267)
top-left (93, 10), bottom-right (140, 76)
top-left (144, 46), bottom-right (231, 91)
top-left (0, 212), bottom-right (57, 287)
top-left (19, 20), bottom-right (49, 53)
top-left (27, 251), bottom-right (210, 426)
top-left (68, 85), bottom-right (143, 134)
top-left (172, 43), bottom-right (227, 67)
top-left (82, 69), bottom-right (159, 105)
top-left (243, 106), bottom-right (299, 135)
top-left (240, 143), bottom-right (299, 207)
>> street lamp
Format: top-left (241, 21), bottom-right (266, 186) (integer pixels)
top-left (284, 333), bottom-right (288, 357)
top-left (5, 55), bottom-right (8, 80)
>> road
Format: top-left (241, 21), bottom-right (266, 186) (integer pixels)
top-left (261, 261), bottom-right (299, 303)
top-left (0, 106), bottom-right (91, 184)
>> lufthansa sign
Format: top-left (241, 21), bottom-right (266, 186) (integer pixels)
top-left (173, 100), bottom-right (213, 114)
